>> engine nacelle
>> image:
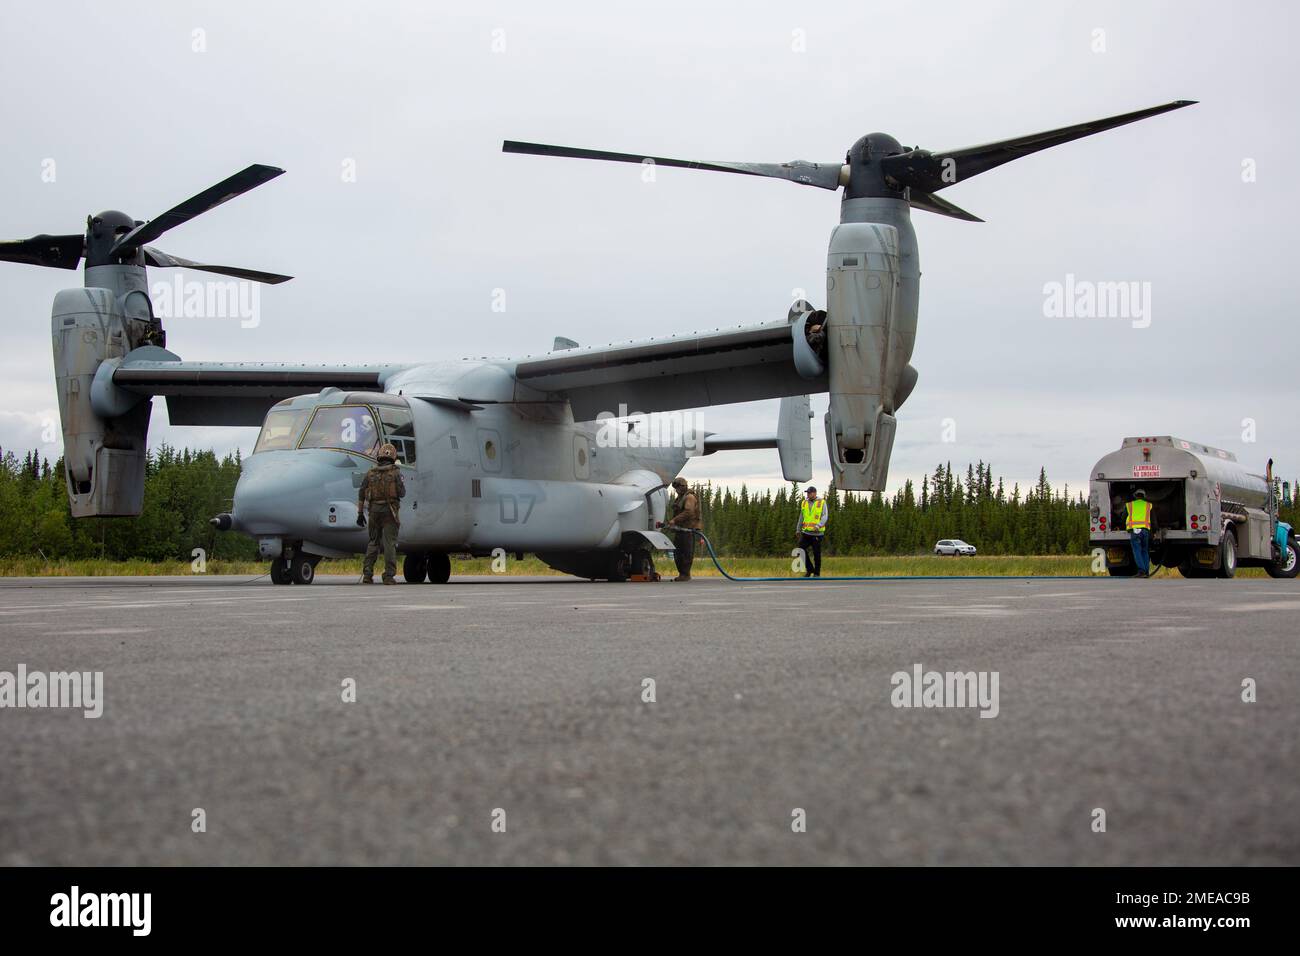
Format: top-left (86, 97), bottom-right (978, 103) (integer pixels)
top-left (823, 217), bottom-right (918, 491)
top-left (52, 283), bottom-right (154, 516)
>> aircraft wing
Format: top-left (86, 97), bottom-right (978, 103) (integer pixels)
top-left (110, 350), bottom-right (406, 425)
top-left (510, 319), bottom-right (820, 419)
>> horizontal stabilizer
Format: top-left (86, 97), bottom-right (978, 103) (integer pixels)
top-left (700, 395), bottom-right (812, 482)
top-left (702, 435), bottom-right (778, 453)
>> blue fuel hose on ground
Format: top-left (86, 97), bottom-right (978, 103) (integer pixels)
top-left (686, 529), bottom-right (1117, 582)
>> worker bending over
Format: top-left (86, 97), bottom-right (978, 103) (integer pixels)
top-left (1125, 488), bottom-right (1155, 578)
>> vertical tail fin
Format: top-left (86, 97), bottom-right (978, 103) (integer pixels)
top-left (777, 395), bottom-right (812, 482)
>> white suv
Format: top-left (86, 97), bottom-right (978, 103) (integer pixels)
top-left (934, 539), bottom-right (977, 556)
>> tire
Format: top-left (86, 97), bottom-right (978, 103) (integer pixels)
top-left (1108, 565), bottom-right (1139, 577)
top-left (289, 553), bottom-right (316, 585)
top-left (426, 552), bottom-right (451, 584)
top-left (403, 552), bottom-right (428, 584)
top-left (632, 549), bottom-right (655, 577)
top-left (1265, 535), bottom-right (1299, 579)
top-left (269, 559), bottom-right (291, 585)
top-left (1217, 529), bottom-right (1238, 579)
top-left (607, 554), bottom-right (630, 582)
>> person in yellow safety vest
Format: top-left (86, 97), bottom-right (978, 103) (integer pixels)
top-left (796, 486), bottom-right (829, 577)
top-left (1125, 489), bottom-right (1155, 578)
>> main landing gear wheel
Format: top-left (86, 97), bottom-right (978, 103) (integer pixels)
top-left (632, 549), bottom-right (655, 578)
top-left (607, 554), bottom-right (630, 582)
top-left (426, 552), bottom-right (451, 584)
top-left (607, 549), bottom-right (654, 582)
top-left (269, 559), bottom-right (291, 585)
top-left (403, 552), bottom-right (428, 584)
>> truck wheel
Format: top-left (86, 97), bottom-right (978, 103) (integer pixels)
top-left (1265, 535), bottom-right (1299, 579)
top-left (426, 552), bottom-right (452, 584)
top-left (1108, 564), bottom-right (1138, 577)
top-left (1217, 529), bottom-right (1238, 579)
top-left (403, 552), bottom-right (428, 584)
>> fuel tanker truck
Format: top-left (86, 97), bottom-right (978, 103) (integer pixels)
top-left (1088, 436), bottom-right (1297, 579)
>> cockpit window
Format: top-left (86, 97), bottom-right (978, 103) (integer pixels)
top-left (298, 404), bottom-right (381, 457)
top-left (253, 408), bottom-right (312, 454)
top-left (377, 406), bottom-right (417, 465)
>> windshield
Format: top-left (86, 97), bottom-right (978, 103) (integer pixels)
top-left (299, 404), bottom-right (381, 456)
top-left (377, 405), bottom-right (416, 464)
top-left (253, 408), bottom-right (312, 454)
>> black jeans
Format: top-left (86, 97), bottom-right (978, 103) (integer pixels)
top-left (673, 530), bottom-right (696, 577)
top-left (798, 533), bottom-right (823, 576)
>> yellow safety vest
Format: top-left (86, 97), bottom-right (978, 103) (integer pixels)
top-left (800, 499), bottom-right (826, 533)
top-left (1125, 499), bottom-right (1151, 531)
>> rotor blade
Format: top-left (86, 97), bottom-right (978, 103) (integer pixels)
top-left (906, 190), bottom-right (983, 223)
top-left (504, 140), bottom-right (844, 190)
top-left (143, 247), bottom-right (292, 284)
top-left (0, 233), bottom-right (84, 270)
top-left (112, 164), bottom-right (286, 255)
top-left (881, 100), bottom-right (1197, 193)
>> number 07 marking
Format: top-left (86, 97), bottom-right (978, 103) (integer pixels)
top-left (499, 493), bottom-right (537, 524)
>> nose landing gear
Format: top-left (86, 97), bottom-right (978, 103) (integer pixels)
top-left (289, 552), bottom-right (317, 584)
top-left (270, 549), bottom-right (320, 585)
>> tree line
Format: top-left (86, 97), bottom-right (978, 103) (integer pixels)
top-left (0, 446), bottom-right (257, 562)
top-left (697, 462), bottom-right (1091, 555)
top-left (2, 448), bottom-right (1296, 560)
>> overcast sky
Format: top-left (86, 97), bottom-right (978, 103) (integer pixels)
top-left (2, 0), bottom-right (1296, 498)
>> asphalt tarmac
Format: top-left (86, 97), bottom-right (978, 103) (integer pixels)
top-left (1, 573), bottom-right (1297, 865)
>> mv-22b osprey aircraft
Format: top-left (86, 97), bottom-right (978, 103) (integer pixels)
top-left (3, 101), bottom-right (1194, 584)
